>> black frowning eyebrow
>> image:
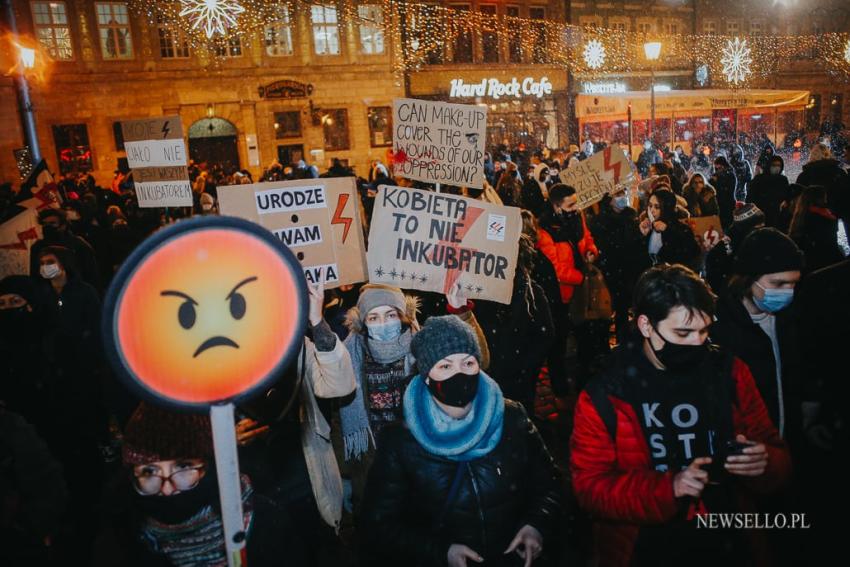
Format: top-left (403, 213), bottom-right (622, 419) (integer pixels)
top-left (160, 290), bottom-right (198, 304)
top-left (226, 276), bottom-right (258, 299)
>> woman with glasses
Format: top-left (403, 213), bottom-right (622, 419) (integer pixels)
top-left (94, 402), bottom-right (301, 567)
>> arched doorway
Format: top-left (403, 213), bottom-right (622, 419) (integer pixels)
top-left (188, 117), bottom-right (240, 171)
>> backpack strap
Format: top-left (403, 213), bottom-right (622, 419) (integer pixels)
top-left (586, 380), bottom-right (617, 442)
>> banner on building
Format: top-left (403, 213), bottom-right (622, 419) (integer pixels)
top-left (121, 116), bottom-right (192, 208)
top-left (367, 185), bottom-right (520, 304)
top-left (391, 98), bottom-right (487, 189)
top-left (558, 146), bottom-right (635, 209)
top-left (687, 215), bottom-right (725, 251)
top-left (0, 208), bottom-right (40, 279)
top-left (217, 177), bottom-right (367, 288)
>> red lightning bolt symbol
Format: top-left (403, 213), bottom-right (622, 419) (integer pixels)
top-left (602, 146), bottom-right (623, 184)
top-left (0, 226), bottom-right (39, 251)
top-left (430, 206), bottom-right (485, 294)
top-left (331, 193), bottom-right (353, 243)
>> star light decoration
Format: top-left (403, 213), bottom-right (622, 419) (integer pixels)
top-left (720, 37), bottom-right (752, 85)
top-left (179, 0), bottom-right (245, 39)
top-left (582, 39), bottom-right (606, 69)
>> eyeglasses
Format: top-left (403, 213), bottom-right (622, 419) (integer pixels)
top-left (133, 464), bottom-right (205, 495)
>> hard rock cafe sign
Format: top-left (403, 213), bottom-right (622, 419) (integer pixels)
top-left (259, 80), bottom-right (314, 99)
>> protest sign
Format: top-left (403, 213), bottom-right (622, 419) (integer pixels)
top-left (392, 98), bottom-right (487, 189)
top-left (217, 177), bottom-right (367, 288)
top-left (121, 116), bottom-right (192, 208)
top-left (367, 185), bottom-right (520, 304)
top-left (687, 215), bottom-right (725, 251)
top-left (558, 146), bottom-right (634, 209)
top-left (0, 209), bottom-right (40, 279)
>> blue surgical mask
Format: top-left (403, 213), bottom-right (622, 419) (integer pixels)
top-left (613, 196), bottom-right (629, 210)
top-left (753, 282), bottom-right (794, 313)
top-left (366, 319), bottom-right (402, 341)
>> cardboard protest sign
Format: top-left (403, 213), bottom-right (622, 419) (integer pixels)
top-left (367, 185), bottom-right (520, 304)
top-left (0, 209), bottom-right (40, 279)
top-left (687, 215), bottom-right (725, 251)
top-left (121, 116), bottom-right (192, 208)
top-left (392, 98), bottom-right (487, 189)
top-left (217, 177), bottom-right (367, 288)
top-left (558, 146), bottom-right (635, 209)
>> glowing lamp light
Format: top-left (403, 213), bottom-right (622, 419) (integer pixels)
top-left (751, 114), bottom-right (763, 120)
top-left (643, 42), bottom-right (662, 61)
top-left (18, 46), bottom-right (36, 69)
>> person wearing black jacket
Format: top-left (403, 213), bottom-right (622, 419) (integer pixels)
top-left (746, 155), bottom-right (790, 228)
top-left (729, 144), bottom-right (753, 201)
top-left (639, 189), bottom-right (700, 270)
top-left (361, 316), bottom-right (561, 567)
top-left (704, 203), bottom-right (765, 295)
top-left (711, 228), bottom-right (804, 446)
top-left (710, 156), bottom-right (738, 228)
top-left (589, 191), bottom-right (647, 341)
top-left (30, 208), bottom-right (101, 291)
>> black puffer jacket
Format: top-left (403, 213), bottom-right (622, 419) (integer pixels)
top-left (360, 402), bottom-right (561, 567)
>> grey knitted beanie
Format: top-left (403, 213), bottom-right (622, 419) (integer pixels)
top-left (411, 315), bottom-right (482, 377)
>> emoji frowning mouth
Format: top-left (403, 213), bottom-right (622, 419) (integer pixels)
top-left (194, 336), bottom-right (240, 358)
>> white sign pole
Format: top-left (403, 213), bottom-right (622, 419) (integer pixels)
top-left (210, 403), bottom-right (247, 567)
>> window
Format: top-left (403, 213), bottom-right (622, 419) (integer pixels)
top-left (703, 21), bottom-right (717, 35)
top-left (608, 19), bottom-right (629, 33)
top-left (579, 16), bottom-right (602, 28)
top-left (53, 124), bottom-right (92, 174)
top-left (31, 1), bottom-right (73, 60)
top-left (506, 6), bottom-right (522, 63)
top-left (157, 17), bottom-right (189, 58)
top-left (113, 121), bottom-right (125, 150)
top-left (265, 5), bottom-right (293, 56)
top-left (637, 21), bottom-right (654, 34)
top-left (96, 2), bottom-right (133, 59)
top-left (311, 5), bottom-right (340, 55)
top-left (277, 144), bottom-right (304, 166)
top-left (368, 107), bottom-right (392, 147)
top-left (358, 5), bottom-right (384, 55)
top-left (529, 6), bottom-right (546, 64)
top-left (322, 109), bottom-right (350, 151)
top-left (749, 21), bottom-right (764, 36)
top-left (451, 4), bottom-right (473, 63)
top-left (664, 21), bottom-right (679, 35)
top-left (274, 111), bottom-right (302, 139)
top-left (214, 36), bottom-right (242, 57)
top-left (726, 21), bottom-right (740, 35)
top-left (480, 5), bottom-right (499, 63)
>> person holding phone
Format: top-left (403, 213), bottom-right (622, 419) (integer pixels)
top-left (570, 264), bottom-right (790, 567)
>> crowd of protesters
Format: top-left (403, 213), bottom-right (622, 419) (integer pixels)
top-left (1, 126), bottom-right (848, 567)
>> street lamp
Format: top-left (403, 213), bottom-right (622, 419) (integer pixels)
top-left (644, 41), bottom-right (662, 144)
top-left (18, 45), bottom-right (36, 69)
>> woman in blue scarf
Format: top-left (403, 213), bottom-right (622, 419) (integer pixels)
top-left (360, 316), bottom-right (561, 567)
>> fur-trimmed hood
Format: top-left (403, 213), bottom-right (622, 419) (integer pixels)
top-left (343, 293), bottom-right (421, 335)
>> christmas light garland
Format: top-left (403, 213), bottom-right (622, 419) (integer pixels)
top-left (123, 0), bottom-right (850, 85)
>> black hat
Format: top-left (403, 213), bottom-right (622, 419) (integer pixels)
top-left (733, 228), bottom-right (804, 276)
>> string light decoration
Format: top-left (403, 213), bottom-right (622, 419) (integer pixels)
top-left (582, 39), bottom-right (606, 70)
top-left (845, 39), bottom-right (850, 63)
top-left (720, 37), bottom-right (753, 85)
top-left (123, 0), bottom-right (850, 84)
top-left (179, 0), bottom-right (245, 38)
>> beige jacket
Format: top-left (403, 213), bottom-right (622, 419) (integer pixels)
top-left (298, 337), bottom-right (356, 531)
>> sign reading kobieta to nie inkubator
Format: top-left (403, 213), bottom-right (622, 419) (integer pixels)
top-left (367, 185), bottom-right (520, 304)
top-left (558, 145), bottom-right (635, 210)
top-left (392, 98), bottom-right (487, 189)
top-left (121, 116), bottom-right (193, 208)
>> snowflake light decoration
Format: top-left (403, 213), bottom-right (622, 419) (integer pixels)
top-left (844, 39), bottom-right (850, 64)
top-left (720, 37), bottom-right (753, 85)
top-left (179, 0), bottom-right (245, 39)
top-left (582, 39), bottom-right (606, 70)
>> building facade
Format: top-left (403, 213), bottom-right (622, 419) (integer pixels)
top-left (1, 0), bottom-right (403, 185)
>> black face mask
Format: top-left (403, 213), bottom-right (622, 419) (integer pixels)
top-left (427, 372), bottom-right (480, 408)
top-left (41, 225), bottom-right (62, 240)
top-left (650, 327), bottom-right (708, 372)
top-left (0, 307), bottom-right (36, 341)
top-left (132, 464), bottom-right (219, 525)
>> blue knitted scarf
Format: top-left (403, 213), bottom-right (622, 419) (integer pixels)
top-left (403, 371), bottom-right (504, 462)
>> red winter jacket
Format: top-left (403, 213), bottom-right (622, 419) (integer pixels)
top-left (537, 212), bottom-right (598, 304)
top-left (570, 352), bottom-right (791, 567)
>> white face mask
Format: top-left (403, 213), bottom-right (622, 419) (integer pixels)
top-left (40, 262), bottom-right (61, 280)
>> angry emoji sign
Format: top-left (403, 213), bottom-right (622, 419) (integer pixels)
top-left (103, 216), bottom-right (307, 410)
